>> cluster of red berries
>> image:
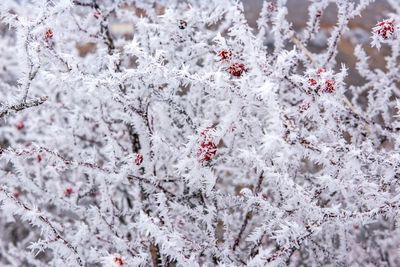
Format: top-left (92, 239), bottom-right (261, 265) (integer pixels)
top-left (376, 20), bottom-right (395, 40)
top-left (324, 80), bottom-right (336, 93)
top-left (217, 49), bottom-right (232, 61)
top-left (307, 69), bottom-right (336, 94)
top-left (197, 127), bottom-right (217, 162)
top-left (228, 63), bottom-right (247, 77)
top-left (135, 153), bottom-right (143, 166)
top-left (45, 29), bottom-right (53, 39)
top-left (217, 49), bottom-right (247, 77)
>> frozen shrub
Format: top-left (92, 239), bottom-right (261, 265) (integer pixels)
top-left (0, 0), bottom-right (399, 266)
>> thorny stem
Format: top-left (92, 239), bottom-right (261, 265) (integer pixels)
top-left (263, 201), bottom-right (400, 264)
top-left (0, 96), bottom-right (48, 119)
top-left (290, 31), bottom-right (373, 136)
top-left (5, 147), bottom-right (175, 197)
top-left (0, 187), bottom-right (84, 266)
top-left (232, 170), bottom-right (265, 251)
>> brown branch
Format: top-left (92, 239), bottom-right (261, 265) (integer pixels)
top-left (149, 242), bottom-right (161, 267)
top-left (232, 170), bottom-right (265, 251)
top-left (0, 96), bottom-right (48, 119)
top-left (127, 175), bottom-right (176, 198)
top-left (72, 0), bottom-right (99, 9)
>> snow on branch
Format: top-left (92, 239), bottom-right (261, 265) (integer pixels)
top-left (0, 0), bottom-right (399, 266)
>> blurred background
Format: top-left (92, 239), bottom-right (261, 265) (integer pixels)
top-left (79, 0), bottom-right (396, 88)
top-left (241, 0), bottom-right (397, 86)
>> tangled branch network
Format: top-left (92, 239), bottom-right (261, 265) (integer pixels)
top-left (0, 0), bottom-right (399, 266)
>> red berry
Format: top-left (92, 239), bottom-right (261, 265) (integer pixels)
top-left (135, 153), bottom-right (143, 166)
top-left (13, 192), bottom-right (19, 199)
top-left (16, 121), bottom-right (24, 130)
top-left (309, 79), bottom-right (317, 86)
top-left (45, 29), bottom-right (53, 39)
top-left (317, 69), bottom-right (326, 76)
top-left (37, 155), bottom-right (42, 163)
top-left (115, 257), bottom-right (124, 266)
top-left (229, 62), bottom-right (246, 77)
top-left (217, 49), bottom-right (232, 61)
top-left (376, 20), bottom-right (395, 40)
top-left (316, 10), bottom-right (322, 17)
top-left (323, 80), bottom-right (336, 93)
top-left (200, 127), bottom-right (214, 138)
top-left (353, 225), bottom-right (359, 230)
top-left (65, 188), bottom-right (73, 197)
top-left (262, 194), bottom-right (267, 200)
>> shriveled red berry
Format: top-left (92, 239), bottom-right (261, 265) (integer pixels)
top-left (229, 62), bottom-right (246, 77)
top-left (13, 192), bottom-right (19, 199)
top-left (16, 121), bottom-right (24, 130)
top-left (376, 20), bottom-right (395, 40)
top-left (65, 188), bottom-right (73, 197)
top-left (316, 10), bottom-right (322, 17)
top-left (45, 29), bottom-right (53, 39)
top-left (115, 257), bottom-right (124, 266)
top-left (135, 153), bottom-right (143, 165)
top-left (217, 49), bottom-right (232, 61)
top-left (178, 20), bottom-right (187, 29)
top-left (37, 155), bottom-right (42, 163)
top-left (267, 2), bottom-right (274, 12)
top-left (93, 10), bottom-right (102, 19)
top-left (323, 80), bottom-right (336, 93)
top-left (298, 103), bottom-right (310, 113)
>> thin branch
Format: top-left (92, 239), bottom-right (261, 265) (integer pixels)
top-left (232, 170), bottom-right (265, 251)
top-left (5, 146), bottom-right (176, 197)
top-left (0, 96), bottom-right (48, 119)
top-left (0, 187), bottom-right (84, 266)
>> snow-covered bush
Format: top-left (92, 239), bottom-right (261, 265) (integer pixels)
top-left (0, 0), bottom-right (399, 266)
